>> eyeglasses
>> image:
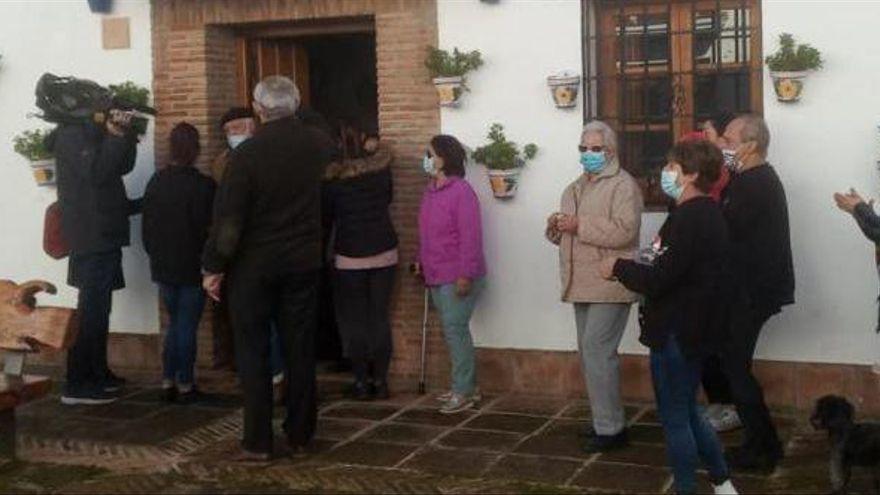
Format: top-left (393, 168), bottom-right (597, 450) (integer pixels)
top-left (578, 145), bottom-right (605, 153)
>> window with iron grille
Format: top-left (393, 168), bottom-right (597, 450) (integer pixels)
top-left (582, 0), bottom-right (762, 208)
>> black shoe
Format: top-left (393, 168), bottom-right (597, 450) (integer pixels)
top-left (177, 387), bottom-right (204, 405)
top-left (349, 381), bottom-right (371, 401)
top-left (372, 381), bottom-right (390, 400)
top-left (61, 387), bottom-right (119, 406)
top-left (103, 371), bottom-right (127, 392)
top-left (582, 429), bottom-right (629, 453)
top-left (578, 425), bottom-right (597, 439)
top-left (161, 386), bottom-right (178, 402)
top-left (725, 445), bottom-right (782, 472)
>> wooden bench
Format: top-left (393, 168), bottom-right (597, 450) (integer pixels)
top-left (0, 280), bottom-right (77, 460)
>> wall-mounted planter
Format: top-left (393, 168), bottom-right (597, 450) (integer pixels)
top-left (30, 159), bottom-right (56, 187)
top-left (433, 76), bottom-right (464, 107)
top-left (770, 71), bottom-right (807, 102)
top-left (487, 167), bottom-right (521, 199)
top-left (88, 0), bottom-right (112, 13)
top-left (547, 72), bottom-right (581, 109)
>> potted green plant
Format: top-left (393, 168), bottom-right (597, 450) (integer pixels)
top-left (765, 33), bottom-right (823, 102)
top-left (109, 81), bottom-right (151, 135)
top-left (424, 46), bottom-right (483, 107)
top-left (13, 129), bottom-right (55, 186)
top-left (471, 123), bottom-right (538, 198)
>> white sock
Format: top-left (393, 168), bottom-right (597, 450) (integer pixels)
top-left (713, 479), bottom-right (738, 495)
top-left (161, 379), bottom-right (174, 390)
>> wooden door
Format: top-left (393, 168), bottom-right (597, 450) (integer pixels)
top-left (236, 38), bottom-right (311, 108)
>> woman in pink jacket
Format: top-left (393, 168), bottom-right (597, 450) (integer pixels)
top-left (415, 135), bottom-right (487, 414)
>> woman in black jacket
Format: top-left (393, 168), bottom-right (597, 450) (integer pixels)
top-left (323, 132), bottom-right (398, 400)
top-left (600, 141), bottom-right (736, 495)
top-left (143, 122), bottom-right (215, 402)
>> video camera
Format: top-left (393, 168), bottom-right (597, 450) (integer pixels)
top-left (34, 73), bottom-right (156, 133)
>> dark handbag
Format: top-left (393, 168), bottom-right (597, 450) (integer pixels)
top-left (43, 201), bottom-right (70, 260)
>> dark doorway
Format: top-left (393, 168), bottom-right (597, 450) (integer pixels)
top-left (235, 24), bottom-right (379, 365)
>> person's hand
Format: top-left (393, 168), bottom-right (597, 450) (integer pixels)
top-left (556, 214), bottom-right (579, 235)
top-left (106, 109), bottom-right (133, 137)
top-left (202, 272), bottom-right (224, 302)
top-left (834, 188), bottom-right (867, 214)
top-left (545, 213), bottom-right (563, 244)
top-left (455, 277), bottom-right (472, 298)
top-left (599, 258), bottom-right (619, 280)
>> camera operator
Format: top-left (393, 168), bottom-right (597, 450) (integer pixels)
top-left (53, 109), bottom-right (140, 405)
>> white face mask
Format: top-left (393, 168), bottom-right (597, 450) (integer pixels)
top-left (227, 135), bottom-right (249, 149)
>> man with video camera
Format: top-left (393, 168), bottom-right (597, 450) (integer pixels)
top-left (52, 108), bottom-right (140, 405)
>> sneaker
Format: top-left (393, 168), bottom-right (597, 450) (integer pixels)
top-left (704, 403), bottom-right (725, 421)
top-left (713, 479), bottom-right (739, 495)
top-left (578, 425), bottom-right (597, 439)
top-left (177, 386), bottom-right (204, 405)
top-left (439, 393), bottom-right (475, 414)
top-left (103, 371), bottom-right (127, 393)
top-left (436, 390), bottom-right (453, 402)
top-left (61, 387), bottom-right (119, 406)
top-left (711, 407), bottom-right (743, 433)
top-left (582, 429), bottom-right (629, 453)
top-left (437, 388), bottom-right (481, 403)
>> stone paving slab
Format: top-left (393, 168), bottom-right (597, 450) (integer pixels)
top-left (1, 370), bottom-right (865, 494)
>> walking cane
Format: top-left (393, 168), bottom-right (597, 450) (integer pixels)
top-left (418, 287), bottom-right (429, 395)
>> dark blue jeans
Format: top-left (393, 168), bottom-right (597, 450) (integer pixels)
top-left (651, 336), bottom-right (729, 495)
top-left (160, 284), bottom-right (206, 385)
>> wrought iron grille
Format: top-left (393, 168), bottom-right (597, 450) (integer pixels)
top-left (582, 0), bottom-right (762, 208)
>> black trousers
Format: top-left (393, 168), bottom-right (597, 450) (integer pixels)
top-left (66, 250), bottom-right (123, 393)
top-left (720, 289), bottom-right (783, 455)
top-left (333, 266), bottom-right (396, 383)
top-left (701, 354), bottom-right (733, 404)
top-left (228, 268), bottom-right (319, 454)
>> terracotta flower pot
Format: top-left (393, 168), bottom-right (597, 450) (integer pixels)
top-left (432, 76), bottom-right (464, 107)
top-left (547, 72), bottom-right (581, 109)
top-left (30, 159), bottom-right (56, 187)
top-left (488, 168), bottom-right (522, 198)
top-left (770, 71), bottom-right (808, 102)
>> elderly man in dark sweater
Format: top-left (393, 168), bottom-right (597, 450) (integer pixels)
top-left (202, 76), bottom-right (335, 460)
top-left (719, 114), bottom-right (795, 471)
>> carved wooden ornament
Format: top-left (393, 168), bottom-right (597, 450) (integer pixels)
top-left (0, 280), bottom-right (78, 352)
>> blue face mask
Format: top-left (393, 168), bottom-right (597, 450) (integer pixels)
top-left (227, 135), bottom-right (248, 149)
top-left (661, 169), bottom-right (684, 200)
top-left (422, 155), bottom-right (436, 176)
top-left (580, 151), bottom-right (606, 174)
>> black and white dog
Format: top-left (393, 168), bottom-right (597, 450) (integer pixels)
top-left (811, 395), bottom-right (880, 494)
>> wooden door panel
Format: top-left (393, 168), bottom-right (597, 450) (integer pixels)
top-left (236, 38), bottom-right (311, 108)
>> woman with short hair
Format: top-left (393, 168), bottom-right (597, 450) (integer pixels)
top-left (143, 122), bottom-right (216, 403)
top-left (415, 134), bottom-right (487, 414)
top-left (601, 140), bottom-right (737, 495)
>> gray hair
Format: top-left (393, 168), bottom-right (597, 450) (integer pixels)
top-left (253, 76), bottom-right (300, 121)
top-left (735, 113), bottom-right (771, 156)
top-left (581, 120), bottom-right (618, 153)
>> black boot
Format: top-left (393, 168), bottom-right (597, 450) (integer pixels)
top-left (582, 429), bottom-right (629, 453)
top-left (349, 381), bottom-right (371, 401)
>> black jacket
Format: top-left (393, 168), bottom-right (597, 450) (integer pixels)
top-left (52, 124), bottom-right (138, 255)
top-left (142, 166), bottom-right (216, 285)
top-left (614, 196), bottom-right (730, 357)
top-left (722, 164), bottom-right (795, 316)
top-left (323, 146), bottom-right (398, 258)
top-left (202, 116), bottom-right (336, 276)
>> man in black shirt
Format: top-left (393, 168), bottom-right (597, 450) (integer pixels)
top-left (720, 114), bottom-right (795, 471)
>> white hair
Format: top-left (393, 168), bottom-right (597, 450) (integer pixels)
top-left (253, 76), bottom-right (300, 121)
top-left (581, 120), bottom-right (618, 153)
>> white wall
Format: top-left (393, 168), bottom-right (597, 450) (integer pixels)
top-left (439, 0), bottom-right (880, 365)
top-left (0, 1), bottom-right (157, 334)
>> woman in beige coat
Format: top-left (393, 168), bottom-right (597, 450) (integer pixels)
top-left (546, 120), bottom-right (643, 453)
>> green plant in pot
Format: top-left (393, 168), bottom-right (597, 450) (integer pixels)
top-left (765, 33), bottom-right (823, 103)
top-left (13, 128), bottom-right (56, 186)
top-left (472, 123), bottom-right (538, 199)
top-left (109, 81), bottom-right (151, 135)
top-left (425, 46), bottom-right (483, 107)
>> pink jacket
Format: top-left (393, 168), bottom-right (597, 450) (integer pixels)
top-left (418, 177), bottom-right (487, 286)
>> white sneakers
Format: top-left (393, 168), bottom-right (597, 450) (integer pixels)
top-left (713, 479), bottom-right (739, 494)
top-left (436, 388), bottom-right (482, 414)
top-left (707, 404), bottom-right (743, 432)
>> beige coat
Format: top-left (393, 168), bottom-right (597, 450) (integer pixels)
top-left (549, 158), bottom-right (643, 303)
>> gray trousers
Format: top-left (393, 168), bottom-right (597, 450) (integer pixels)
top-left (574, 302), bottom-right (631, 436)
